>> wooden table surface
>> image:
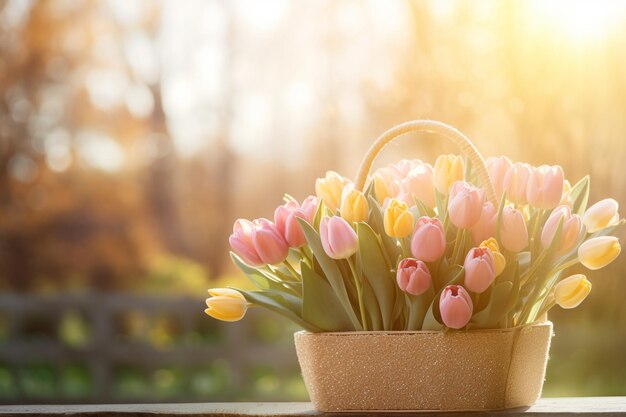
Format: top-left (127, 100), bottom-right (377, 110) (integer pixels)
top-left (0, 397), bottom-right (625, 416)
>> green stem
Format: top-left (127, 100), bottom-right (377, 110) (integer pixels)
top-left (450, 228), bottom-right (465, 266)
top-left (347, 257), bottom-right (368, 331)
top-left (282, 260), bottom-right (300, 280)
top-left (549, 258), bottom-right (579, 275)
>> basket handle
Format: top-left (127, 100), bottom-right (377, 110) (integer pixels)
top-left (354, 120), bottom-right (497, 205)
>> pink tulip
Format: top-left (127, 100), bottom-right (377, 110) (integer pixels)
top-left (500, 206), bottom-right (529, 252)
top-left (470, 202), bottom-right (497, 245)
top-left (319, 216), bottom-right (358, 259)
top-left (399, 161), bottom-right (435, 208)
top-left (447, 181), bottom-right (486, 229)
top-left (541, 205), bottom-right (582, 255)
top-left (396, 258), bottom-right (431, 296)
top-left (411, 217), bottom-right (446, 262)
top-left (274, 196), bottom-right (319, 248)
top-left (503, 163), bottom-right (531, 205)
top-left (526, 165), bottom-right (564, 209)
top-left (388, 159), bottom-right (420, 179)
top-left (250, 218), bottom-right (290, 265)
top-left (486, 156), bottom-right (512, 199)
top-left (373, 168), bottom-right (400, 205)
top-left (464, 247), bottom-right (496, 293)
top-left (439, 285), bottom-right (473, 329)
top-left (229, 219), bottom-right (264, 266)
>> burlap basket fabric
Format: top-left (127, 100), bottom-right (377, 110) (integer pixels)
top-left (294, 321), bottom-right (553, 412)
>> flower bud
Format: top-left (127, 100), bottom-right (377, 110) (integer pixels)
top-left (434, 154), bottom-right (464, 194)
top-left (463, 247), bottom-right (496, 293)
top-left (373, 168), bottom-right (400, 205)
top-left (340, 187), bottom-right (369, 224)
top-left (411, 217), bottom-right (446, 262)
top-left (319, 216), bottom-right (358, 259)
top-left (526, 165), bottom-right (564, 209)
top-left (396, 258), bottom-right (431, 296)
top-left (486, 156), bottom-right (512, 199)
top-left (470, 202), bottom-right (497, 245)
top-left (439, 285), bottom-right (473, 329)
top-left (274, 196), bottom-right (319, 248)
top-left (500, 206), bottom-right (529, 252)
top-left (448, 181), bottom-right (486, 229)
top-left (578, 236), bottom-right (621, 270)
top-left (384, 198), bottom-right (414, 238)
top-left (315, 171), bottom-right (350, 212)
top-left (503, 163), bottom-right (531, 205)
top-left (250, 218), bottom-right (290, 265)
top-left (582, 198), bottom-right (619, 233)
top-left (399, 161), bottom-right (435, 208)
top-left (541, 205), bottom-right (582, 256)
top-left (479, 238), bottom-right (506, 276)
top-left (554, 274), bottom-right (591, 309)
top-left (229, 219), bottom-right (263, 266)
top-left (205, 288), bottom-right (248, 322)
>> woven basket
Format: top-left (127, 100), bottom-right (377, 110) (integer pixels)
top-left (294, 321), bottom-right (553, 412)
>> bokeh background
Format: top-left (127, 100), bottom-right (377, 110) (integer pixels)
top-left (1, 0), bottom-right (625, 404)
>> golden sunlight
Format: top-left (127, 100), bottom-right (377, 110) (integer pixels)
top-left (528, 0), bottom-right (626, 42)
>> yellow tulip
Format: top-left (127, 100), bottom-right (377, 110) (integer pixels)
top-left (554, 274), bottom-right (591, 309)
top-left (384, 199), bottom-right (413, 238)
top-left (582, 198), bottom-right (619, 233)
top-left (479, 238), bottom-right (506, 276)
top-left (315, 171), bottom-right (350, 212)
top-left (434, 154), bottom-right (464, 194)
top-left (578, 236), bottom-right (621, 270)
top-left (373, 169), bottom-right (398, 205)
top-left (205, 288), bottom-right (248, 322)
top-left (340, 188), bottom-right (369, 224)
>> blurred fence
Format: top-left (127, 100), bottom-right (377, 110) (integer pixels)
top-left (0, 294), bottom-right (303, 404)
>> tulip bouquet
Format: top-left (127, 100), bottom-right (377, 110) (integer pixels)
top-left (205, 121), bottom-right (623, 332)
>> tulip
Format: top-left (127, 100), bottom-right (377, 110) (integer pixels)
top-left (448, 181), bottom-right (486, 229)
top-left (526, 165), bottom-right (564, 210)
top-left (250, 218), bottom-right (290, 264)
top-left (463, 247), bottom-right (496, 293)
top-left (315, 171), bottom-right (350, 212)
top-left (470, 202), bottom-right (497, 245)
top-left (396, 258), bottom-right (431, 296)
top-left (388, 159), bottom-right (419, 179)
top-left (205, 288), bottom-right (249, 322)
top-left (274, 196), bottom-right (319, 248)
top-left (554, 275), bottom-right (592, 309)
top-left (411, 217), bottom-right (446, 262)
top-left (384, 198), bottom-right (414, 238)
top-left (578, 236), bottom-right (621, 270)
top-left (541, 205), bottom-right (582, 255)
top-left (399, 161), bottom-right (435, 208)
top-left (373, 168), bottom-right (400, 205)
top-left (434, 154), bottom-right (464, 194)
top-left (500, 206), bottom-right (529, 252)
top-left (503, 163), bottom-right (531, 205)
top-left (229, 219), bottom-right (263, 266)
top-left (486, 156), bottom-right (512, 199)
top-left (319, 216), bottom-right (358, 259)
top-left (582, 198), bottom-right (619, 233)
top-left (340, 187), bottom-right (369, 224)
top-left (439, 285), bottom-right (473, 329)
top-left (480, 238), bottom-right (506, 276)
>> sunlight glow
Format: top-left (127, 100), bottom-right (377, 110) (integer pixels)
top-left (529, 0), bottom-right (626, 42)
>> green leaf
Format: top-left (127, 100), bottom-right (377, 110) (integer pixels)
top-left (297, 219), bottom-right (363, 330)
top-left (356, 222), bottom-right (396, 330)
top-left (405, 286), bottom-right (434, 330)
top-left (230, 252), bottom-right (300, 295)
top-left (570, 175), bottom-right (590, 217)
top-left (468, 281), bottom-right (513, 329)
top-left (233, 288), bottom-right (321, 332)
top-left (494, 190), bottom-right (508, 245)
top-left (361, 278), bottom-right (383, 330)
top-left (412, 195), bottom-right (436, 218)
top-left (301, 262), bottom-right (353, 331)
top-left (434, 189), bottom-right (447, 223)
